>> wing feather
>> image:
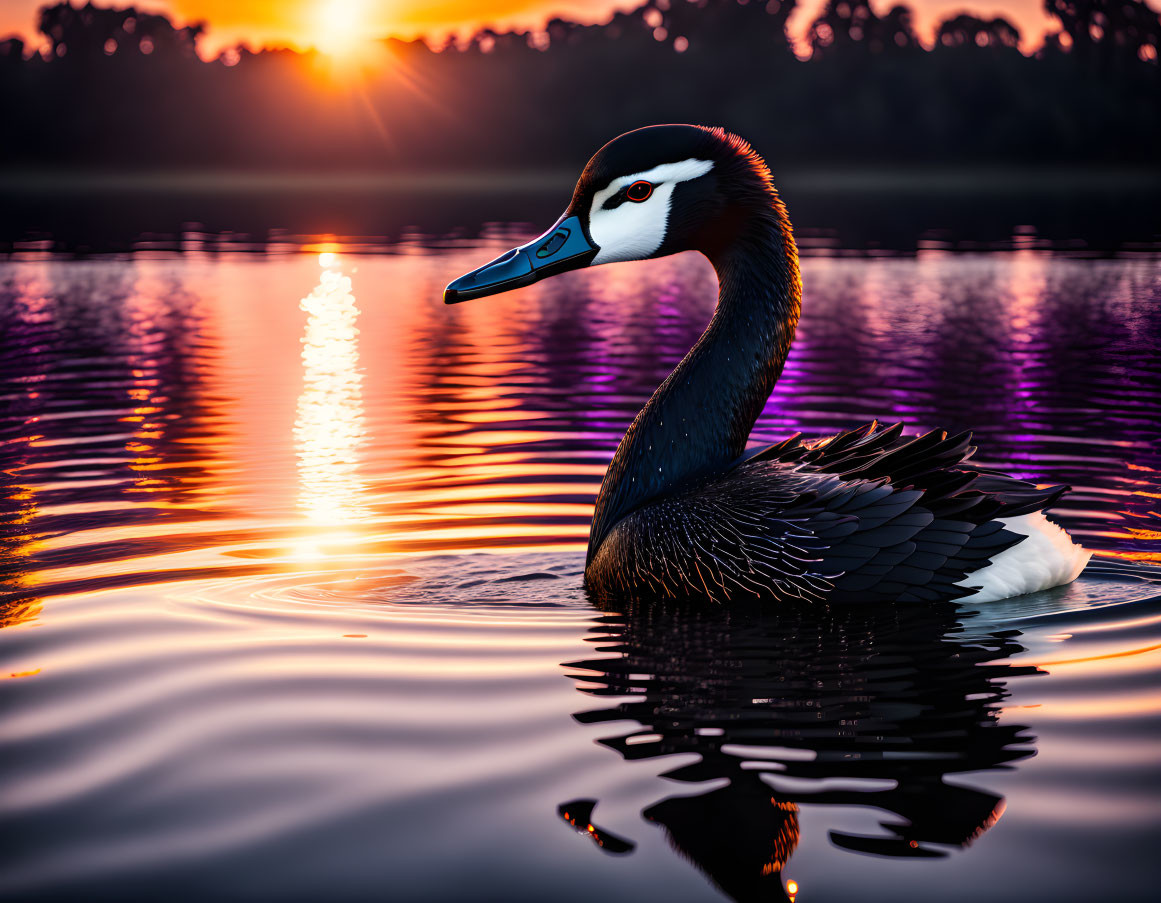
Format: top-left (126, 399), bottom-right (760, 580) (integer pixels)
top-left (585, 422), bottom-right (1070, 605)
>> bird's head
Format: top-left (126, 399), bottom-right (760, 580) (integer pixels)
top-left (444, 124), bottom-right (781, 304)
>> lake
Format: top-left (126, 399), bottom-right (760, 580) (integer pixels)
top-left (2, 239), bottom-right (1159, 902)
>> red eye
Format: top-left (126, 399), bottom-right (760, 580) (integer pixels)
top-left (626, 180), bottom-right (653, 202)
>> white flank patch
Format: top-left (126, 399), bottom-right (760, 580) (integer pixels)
top-left (588, 158), bottom-right (714, 265)
top-left (955, 512), bottom-right (1091, 603)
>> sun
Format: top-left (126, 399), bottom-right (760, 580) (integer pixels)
top-left (314, 0), bottom-right (371, 58)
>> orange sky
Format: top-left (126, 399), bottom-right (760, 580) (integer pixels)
top-left (0, 0), bottom-right (1091, 57)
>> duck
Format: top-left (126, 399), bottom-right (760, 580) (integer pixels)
top-left (444, 124), bottom-right (1090, 605)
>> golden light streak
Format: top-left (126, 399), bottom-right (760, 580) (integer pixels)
top-left (4, 668), bottom-right (42, 680)
top-left (294, 253), bottom-right (370, 529)
top-left (1032, 642), bottom-right (1161, 669)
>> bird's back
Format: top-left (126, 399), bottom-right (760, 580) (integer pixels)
top-left (584, 421), bottom-right (1081, 605)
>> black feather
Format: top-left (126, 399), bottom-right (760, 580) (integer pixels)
top-left (587, 421), bottom-right (1071, 606)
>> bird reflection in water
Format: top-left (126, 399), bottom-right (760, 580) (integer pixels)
top-left (561, 600), bottom-right (1041, 902)
top-left (558, 799), bottom-right (636, 854)
top-left (293, 253), bottom-right (369, 551)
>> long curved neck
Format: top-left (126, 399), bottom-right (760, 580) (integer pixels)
top-left (587, 202), bottom-right (801, 562)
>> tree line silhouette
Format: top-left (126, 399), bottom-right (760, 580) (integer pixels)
top-left (0, 0), bottom-right (1158, 171)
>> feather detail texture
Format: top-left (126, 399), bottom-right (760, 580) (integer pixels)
top-left (586, 421), bottom-right (1080, 605)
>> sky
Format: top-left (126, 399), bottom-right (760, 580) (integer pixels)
top-left (0, 0), bottom-right (1083, 57)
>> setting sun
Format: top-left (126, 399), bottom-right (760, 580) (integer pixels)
top-left (314, 0), bottom-right (370, 57)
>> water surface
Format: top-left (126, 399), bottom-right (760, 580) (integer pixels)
top-left (2, 245), bottom-right (1160, 901)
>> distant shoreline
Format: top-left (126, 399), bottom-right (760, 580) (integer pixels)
top-left (3, 166), bottom-right (1160, 196)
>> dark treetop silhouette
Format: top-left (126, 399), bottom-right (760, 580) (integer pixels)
top-left (0, 0), bottom-right (1158, 172)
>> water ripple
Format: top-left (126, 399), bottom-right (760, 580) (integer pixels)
top-left (1, 249), bottom-right (1160, 901)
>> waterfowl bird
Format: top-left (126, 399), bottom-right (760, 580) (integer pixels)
top-left (445, 124), bottom-right (1090, 605)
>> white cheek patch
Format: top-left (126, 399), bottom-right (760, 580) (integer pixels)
top-left (588, 158), bottom-right (714, 265)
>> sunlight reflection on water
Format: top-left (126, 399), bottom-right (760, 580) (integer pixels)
top-left (0, 244), bottom-right (1159, 902)
top-left (294, 255), bottom-right (368, 533)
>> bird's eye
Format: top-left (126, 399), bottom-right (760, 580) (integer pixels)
top-left (626, 181), bottom-right (653, 203)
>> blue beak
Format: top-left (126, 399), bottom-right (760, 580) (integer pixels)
top-left (444, 214), bottom-right (598, 304)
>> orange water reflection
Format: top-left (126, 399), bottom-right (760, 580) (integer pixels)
top-left (294, 254), bottom-right (369, 530)
top-left (0, 247), bottom-right (1159, 903)
top-left (0, 247), bottom-right (1158, 602)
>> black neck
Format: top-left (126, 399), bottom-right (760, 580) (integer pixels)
top-left (587, 203), bottom-right (801, 562)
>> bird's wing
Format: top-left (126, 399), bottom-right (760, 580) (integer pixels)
top-left (587, 421), bottom-right (1068, 604)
